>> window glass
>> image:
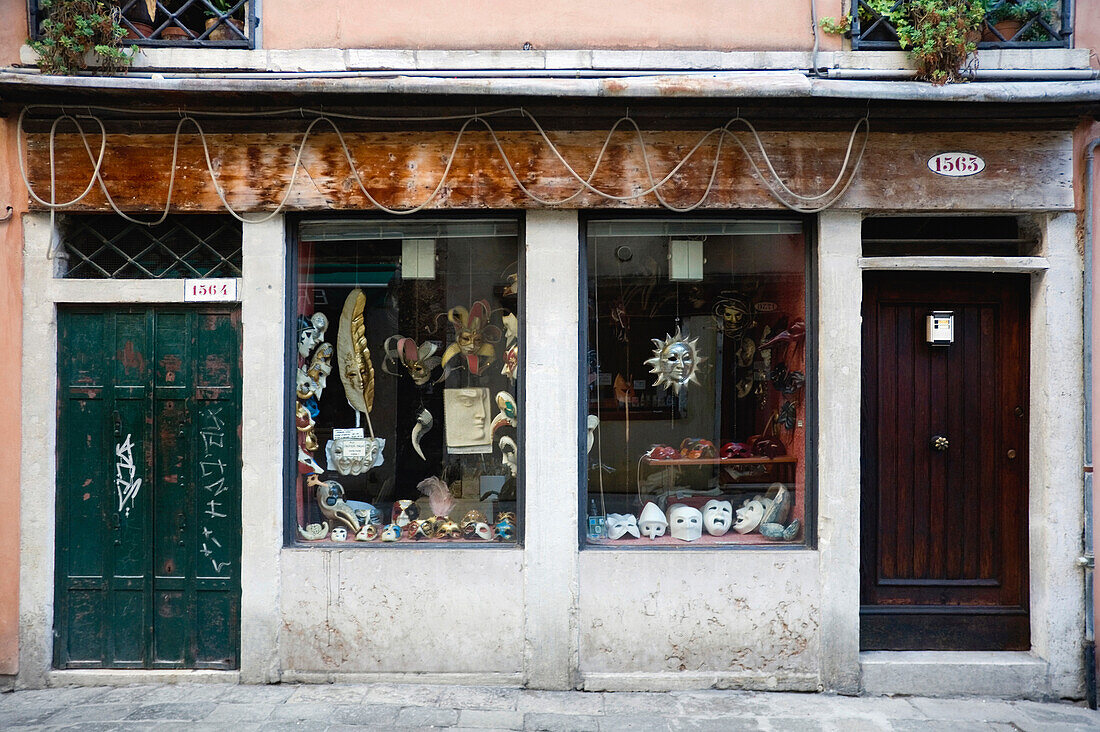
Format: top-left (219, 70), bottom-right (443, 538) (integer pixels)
top-left (293, 219), bottom-right (520, 544)
top-left (585, 219), bottom-right (808, 546)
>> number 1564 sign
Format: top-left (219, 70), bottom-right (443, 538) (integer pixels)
top-left (184, 278), bottom-right (239, 302)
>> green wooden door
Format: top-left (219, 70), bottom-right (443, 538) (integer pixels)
top-left (56, 307), bottom-right (241, 669)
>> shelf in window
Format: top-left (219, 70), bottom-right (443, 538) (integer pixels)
top-left (642, 456), bottom-right (797, 466)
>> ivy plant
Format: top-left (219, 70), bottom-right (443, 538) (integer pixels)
top-left (30, 0), bottom-right (136, 75)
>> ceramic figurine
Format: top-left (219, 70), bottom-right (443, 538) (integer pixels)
top-left (330, 526), bottom-right (348, 542)
top-left (644, 327), bottom-right (705, 394)
top-left (297, 522), bottom-right (329, 541)
top-left (443, 387), bottom-right (493, 449)
top-left (392, 499), bottom-right (421, 527)
top-left (354, 524), bottom-right (378, 541)
top-left (312, 476), bottom-right (361, 533)
top-left (381, 524), bottom-right (401, 542)
top-left (667, 504), bottom-right (703, 541)
top-left (383, 335), bottom-right (442, 386)
top-left (702, 499), bottom-right (733, 536)
top-left (412, 408), bottom-right (434, 460)
top-left (733, 499), bottom-right (765, 534)
top-left (336, 288), bottom-right (376, 415)
top-left (638, 502), bottom-right (668, 539)
top-left (439, 300), bottom-right (501, 379)
top-left (606, 513), bottom-right (640, 540)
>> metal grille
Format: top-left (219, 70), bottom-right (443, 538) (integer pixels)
top-left (59, 215), bottom-right (243, 279)
top-left (851, 0), bottom-right (1072, 50)
top-left (29, 0), bottom-right (254, 47)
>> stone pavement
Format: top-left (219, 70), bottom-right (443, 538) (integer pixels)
top-left (1, 683), bottom-right (1098, 731)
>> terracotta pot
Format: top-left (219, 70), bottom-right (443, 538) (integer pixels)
top-left (124, 21), bottom-right (154, 40)
top-left (204, 17), bottom-right (245, 41)
top-left (982, 19), bottom-right (1023, 42)
top-left (159, 26), bottom-right (192, 40)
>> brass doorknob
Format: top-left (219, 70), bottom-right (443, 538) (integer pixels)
top-left (931, 435), bottom-right (949, 451)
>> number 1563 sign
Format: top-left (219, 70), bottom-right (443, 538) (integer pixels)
top-left (927, 152), bottom-right (985, 177)
top-left (184, 278), bottom-right (239, 302)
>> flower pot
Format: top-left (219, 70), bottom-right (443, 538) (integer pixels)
top-left (204, 17), bottom-right (245, 41)
top-left (124, 21), bottom-right (154, 40)
top-left (159, 25), bottom-right (192, 41)
top-left (983, 19), bottom-right (1023, 42)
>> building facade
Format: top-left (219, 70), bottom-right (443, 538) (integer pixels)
top-left (1, 0), bottom-right (1099, 699)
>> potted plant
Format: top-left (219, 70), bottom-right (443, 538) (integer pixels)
top-left (981, 0), bottom-right (1058, 42)
top-left (204, 0), bottom-right (246, 41)
top-left (29, 0), bottom-right (136, 75)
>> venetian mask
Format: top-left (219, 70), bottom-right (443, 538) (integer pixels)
top-left (326, 438), bottom-right (384, 476)
top-left (298, 446), bottom-right (323, 475)
top-left (355, 524), bottom-right (378, 541)
top-left (296, 369), bottom-right (319, 400)
top-left (638, 502), bottom-right (668, 539)
top-left (464, 522), bottom-right (492, 540)
top-left (298, 522), bottom-right (329, 541)
top-left (330, 526), bottom-right (348, 542)
top-left (352, 503), bottom-right (383, 528)
top-left (668, 504), bottom-right (703, 541)
top-left (499, 436), bottom-right (518, 478)
top-left (410, 521), bottom-right (434, 540)
top-left (734, 500), bottom-right (765, 534)
top-left (713, 296), bottom-right (751, 337)
top-left (439, 300), bottom-right (501, 377)
top-left (298, 312), bottom-right (329, 358)
top-left (438, 520), bottom-right (462, 539)
top-left (419, 516), bottom-right (441, 537)
top-left (312, 477), bottom-right (361, 533)
top-left (460, 510), bottom-right (488, 532)
top-left (497, 511), bottom-right (516, 524)
top-left (381, 524), bottom-right (401, 542)
top-left (392, 500), bottom-right (421, 527)
top-left (383, 335), bottom-right (441, 386)
top-left (494, 518), bottom-right (516, 541)
top-left (443, 387), bottom-right (492, 448)
top-left (307, 342), bottom-right (334, 396)
top-left (702, 500), bottom-right (733, 536)
top-left (644, 327), bottom-right (704, 394)
top-left (490, 391), bottom-right (518, 435)
top-left (296, 402), bottom-right (319, 452)
top-left (501, 313), bottom-right (519, 381)
top-left (606, 513), bottom-right (640, 540)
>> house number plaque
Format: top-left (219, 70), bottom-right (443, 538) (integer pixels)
top-left (184, 278), bottom-right (239, 302)
top-left (927, 152), bottom-right (985, 177)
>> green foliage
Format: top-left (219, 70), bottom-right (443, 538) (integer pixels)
top-left (896, 0), bottom-right (985, 84)
top-left (818, 15), bottom-right (851, 35)
top-left (30, 0), bottom-right (135, 75)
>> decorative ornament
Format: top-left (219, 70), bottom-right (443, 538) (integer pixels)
top-left (437, 519), bottom-right (462, 539)
top-left (438, 300), bottom-right (501, 379)
top-left (330, 526), bottom-right (348, 542)
top-left (411, 408), bottom-right (434, 461)
top-left (297, 446), bottom-right (323, 475)
top-left (297, 522), bottom-right (330, 541)
top-left (702, 500), bottom-right (733, 536)
top-left (713, 295), bottom-right (752, 338)
top-left (644, 327), bottom-right (704, 395)
top-left (416, 476), bottom-right (456, 517)
top-left (383, 336), bottom-right (441, 386)
top-left (760, 319), bottom-right (806, 351)
top-left (392, 499), bottom-right (421, 527)
top-left (381, 524), bottom-right (401, 542)
top-left (336, 288), bottom-right (375, 415)
top-left (614, 374), bottom-right (635, 406)
top-left (355, 524), bottom-right (379, 541)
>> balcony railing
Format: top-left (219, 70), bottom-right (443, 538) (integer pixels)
top-left (852, 0), bottom-right (1073, 50)
top-left (29, 0), bottom-right (255, 48)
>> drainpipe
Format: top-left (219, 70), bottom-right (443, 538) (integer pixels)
top-left (1084, 136), bottom-right (1099, 709)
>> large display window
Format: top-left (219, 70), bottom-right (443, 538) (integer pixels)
top-left (292, 219), bottom-right (521, 545)
top-left (584, 219), bottom-right (809, 546)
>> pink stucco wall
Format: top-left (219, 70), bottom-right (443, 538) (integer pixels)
top-left (0, 0), bottom-right (26, 678)
top-left (263, 0), bottom-right (843, 51)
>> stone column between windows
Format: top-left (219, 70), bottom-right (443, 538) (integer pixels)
top-left (239, 216), bottom-right (286, 683)
top-left (522, 209), bottom-right (581, 690)
top-left (816, 211), bottom-right (862, 693)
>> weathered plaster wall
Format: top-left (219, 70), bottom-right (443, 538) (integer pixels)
top-left (578, 552), bottom-right (821, 691)
top-left (262, 0), bottom-right (839, 52)
top-left (279, 549), bottom-right (524, 678)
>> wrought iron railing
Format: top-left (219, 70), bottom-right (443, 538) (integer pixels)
top-left (851, 0), bottom-right (1073, 50)
top-left (29, 0), bottom-right (255, 48)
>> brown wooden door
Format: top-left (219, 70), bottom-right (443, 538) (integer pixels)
top-left (860, 272), bottom-right (1029, 651)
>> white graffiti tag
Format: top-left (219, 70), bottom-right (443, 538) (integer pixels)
top-left (114, 433), bottom-right (142, 517)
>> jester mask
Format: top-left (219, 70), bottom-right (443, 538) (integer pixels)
top-left (439, 300), bottom-right (501, 378)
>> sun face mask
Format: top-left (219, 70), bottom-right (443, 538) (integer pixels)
top-left (638, 502), bottom-right (668, 539)
top-left (644, 327), bottom-right (705, 394)
top-left (702, 499), bottom-right (733, 536)
top-left (668, 504), bottom-right (703, 541)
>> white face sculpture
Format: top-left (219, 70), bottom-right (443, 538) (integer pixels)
top-left (734, 500), bottom-right (765, 534)
top-left (702, 499), bottom-right (733, 536)
top-left (668, 504), bottom-right (703, 541)
top-left (330, 527), bottom-right (348, 542)
top-left (326, 438), bottom-right (382, 475)
top-left (638, 502), bottom-right (668, 539)
top-left (444, 387), bottom-right (492, 447)
top-left (606, 513), bottom-right (640, 540)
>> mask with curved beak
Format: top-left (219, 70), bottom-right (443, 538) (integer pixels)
top-left (311, 476), bottom-right (361, 533)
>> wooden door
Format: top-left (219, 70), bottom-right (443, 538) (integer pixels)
top-left (860, 272), bottom-right (1029, 651)
top-left (55, 307), bottom-right (241, 669)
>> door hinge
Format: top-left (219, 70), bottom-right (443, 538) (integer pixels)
top-left (1078, 554), bottom-right (1095, 569)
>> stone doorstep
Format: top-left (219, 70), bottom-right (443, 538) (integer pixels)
top-left (17, 46), bottom-right (1092, 74)
top-left (859, 651), bottom-right (1050, 700)
top-left (46, 669), bottom-right (240, 687)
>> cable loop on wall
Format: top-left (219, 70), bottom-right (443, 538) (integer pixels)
top-left (17, 104), bottom-right (870, 247)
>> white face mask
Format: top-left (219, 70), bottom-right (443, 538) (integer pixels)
top-left (734, 500), bottom-right (765, 534)
top-left (668, 504), bottom-right (703, 541)
top-left (702, 499), bottom-right (733, 536)
top-left (638, 502), bottom-right (668, 539)
top-left (330, 527), bottom-right (348, 542)
top-left (606, 513), bottom-right (640, 540)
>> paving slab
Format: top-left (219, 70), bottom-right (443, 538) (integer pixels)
top-left (524, 711), bottom-right (603, 731)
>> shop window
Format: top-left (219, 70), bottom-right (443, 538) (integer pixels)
top-left (293, 219), bottom-right (521, 545)
top-left (584, 218), bottom-right (808, 547)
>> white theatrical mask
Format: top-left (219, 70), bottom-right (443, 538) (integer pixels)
top-left (499, 436), bottom-right (518, 478)
top-left (586, 415), bottom-right (599, 455)
top-left (734, 499), bottom-right (765, 534)
top-left (702, 499), bottom-right (733, 536)
top-left (330, 526), bottom-right (348, 542)
top-left (444, 387), bottom-right (492, 449)
top-left (667, 504), bottom-right (703, 541)
top-left (326, 437), bottom-right (385, 475)
top-left (298, 312), bottom-right (329, 358)
top-left (606, 513), bottom-right (640, 540)
top-left (638, 502), bottom-right (668, 539)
